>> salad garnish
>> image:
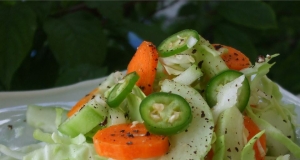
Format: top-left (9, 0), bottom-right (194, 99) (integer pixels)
top-left (0, 29), bottom-right (299, 160)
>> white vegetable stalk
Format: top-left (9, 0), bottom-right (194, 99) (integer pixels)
top-left (173, 63), bottom-right (203, 85)
top-left (159, 54), bottom-right (195, 75)
top-left (212, 75), bottom-right (245, 123)
top-left (186, 36), bottom-right (198, 48)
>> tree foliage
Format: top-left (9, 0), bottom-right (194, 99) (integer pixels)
top-left (0, 1), bottom-right (299, 94)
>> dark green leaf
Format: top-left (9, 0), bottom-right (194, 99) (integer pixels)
top-left (0, 4), bottom-right (37, 90)
top-left (1, 1), bottom-right (17, 6)
top-left (280, 16), bottom-right (300, 29)
top-left (43, 11), bottom-right (107, 67)
top-left (55, 64), bottom-right (107, 87)
top-left (28, 1), bottom-right (56, 22)
top-left (268, 1), bottom-right (300, 16)
top-left (213, 24), bottom-right (258, 62)
top-left (11, 46), bottom-right (59, 91)
top-left (134, 1), bottom-right (157, 19)
top-left (178, 1), bottom-right (200, 16)
top-left (105, 37), bottom-right (135, 73)
top-left (60, 1), bottom-right (81, 9)
top-left (85, 1), bottom-right (124, 22)
top-left (124, 20), bottom-right (167, 46)
top-left (217, 1), bottom-right (277, 29)
top-left (271, 42), bottom-right (300, 94)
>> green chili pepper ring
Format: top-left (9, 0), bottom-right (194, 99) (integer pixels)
top-left (107, 72), bottom-right (139, 108)
top-left (205, 69), bottom-right (250, 112)
top-left (140, 92), bottom-right (192, 135)
top-left (158, 29), bottom-right (199, 57)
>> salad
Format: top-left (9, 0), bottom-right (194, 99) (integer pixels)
top-left (0, 29), bottom-right (300, 160)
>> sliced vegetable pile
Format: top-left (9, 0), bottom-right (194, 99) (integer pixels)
top-left (0, 29), bottom-right (299, 160)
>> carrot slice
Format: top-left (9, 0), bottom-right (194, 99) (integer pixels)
top-left (213, 44), bottom-right (251, 71)
top-left (93, 123), bottom-right (169, 160)
top-left (127, 41), bottom-right (159, 95)
top-left (244, 116), bottom-right (267, 160)
top-left (67, 87), bottom-right (99, 117)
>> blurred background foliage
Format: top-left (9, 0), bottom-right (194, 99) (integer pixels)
top-left (0, 1), bottom-right (300, 94)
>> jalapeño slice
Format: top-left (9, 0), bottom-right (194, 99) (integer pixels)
top-left (158, 29), bottom-right (199, 57)
top-left (140, 92), bottom-right (192, 135)
top-left (205, 70), bottom-right (250, 112)
top-left (107, 72), bottom-right (139, 108)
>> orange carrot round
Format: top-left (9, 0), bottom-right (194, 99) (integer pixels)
top-left (244, 116), bottom-right (267, 160)
top-left (127, 41), bottom-right (159, 95)
top-left (93, 123), bottom-right (169, 160)
top-left (213, 44), bottom-right (251, 71)
top-left (67, 87), bottom-right (99, 117)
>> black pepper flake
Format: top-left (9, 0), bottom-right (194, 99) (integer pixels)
top-left (126, 141), bottom-right (133, 145)
top-left (209, 126), bottom-right (214, 130)
top-left (79, 105), bottom-right (86, 111)
top-left (145, 131), bottom-right (150, 136)
top-left (120, 130), bottom-right (125, 133)
top-left (133, 129), bottom-right (139, 133)
top-left (7, 125), bottom-right (13, 130)
top-left (201, 111), bottom-right (205, 118)
top-left (287, 135), bottom-right (292, 139)
top-left (125, 112), bottom-right (129, 119)
top-left (227, 148), bottom-right (231, 152)
top-left (139, 86), bottom-right (145, 91)
top-left (192, 49), bottom-right (197, 54)
top-left (127, 132), bottom-right (134, 138)
top-left (100, 118), bottom-right (107, 127)
top-left (235, 147), bottom-right (239, 152)
top-left (198, 61), bottom-right (204, 68)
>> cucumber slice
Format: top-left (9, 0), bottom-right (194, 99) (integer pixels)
top-left (58, 95), bottom-right (108, 137)
top-left (158, 29), bottom-right (199, 57)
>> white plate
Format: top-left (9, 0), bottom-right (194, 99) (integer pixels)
top-left (0, 77), bottom-right (299, 155)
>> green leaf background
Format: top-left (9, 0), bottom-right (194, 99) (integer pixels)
top-left (0, 3), bottom-right (36, 90)
top-left (0, 1), bottom-right (299, 95)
